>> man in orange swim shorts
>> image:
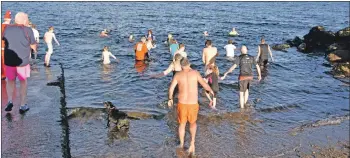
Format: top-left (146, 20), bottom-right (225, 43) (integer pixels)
top-left (168, 58), bottom-right (214, 156)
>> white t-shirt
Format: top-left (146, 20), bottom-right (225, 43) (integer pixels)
top-left (32, 28), bottom-right (39, 43)
top-left (102, 51), bottom-right (116, 64)
top-left (224, 44), bottom-right (236, 57)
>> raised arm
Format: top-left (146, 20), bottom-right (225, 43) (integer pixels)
top-left (221, 64), bottom-right (237, 80)
top-left (268, 45), bottom-right (274, 62)
top-left (168, 76), bottom-right (178, 107)
top-left (197, 71), bottom-right (214, 95)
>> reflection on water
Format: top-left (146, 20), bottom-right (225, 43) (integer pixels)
top-left (101, 64), bottom-right (113, 81)
top-left (134, 60), bottom-right (148, 73)
top-left (45, 67), bottom-right (53, 81)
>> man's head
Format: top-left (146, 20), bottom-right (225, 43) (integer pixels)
top-left (180, 57), bottom-right (190, 68)
top-left (228, 40), bottom-right (233, 44)
top-left (205, 40), bottom-right (212, 47)
top-left (31, 24), bottom-right (36, 29)
top-left (3, 10), bottom-right (11, 23)
top-left (49, 26), bottom-right (54, 32)
top-left (148, 29), bottom-right (152, 34)
top-left (261, 37), bottom-right (265, 44)
top-left (141, 37), bottom-right (146, 43)
top-left (171, 39), bottom-right (177, 44)
top-left (15, 12), bottom-right (29, 26)
top-left (240, 45), bottom-right (248, 54)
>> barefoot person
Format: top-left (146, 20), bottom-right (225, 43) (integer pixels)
top-left (205, 65), bottom-right (220, 109)
top-left (3, 12), bottom-right (37, 113)
top-left (44, 26), bottom-right (60, 67)
top-left (1, 10), bottom-right (12, 80)
top-left (256, 37), bottom-right (274, 68)
top-left (202, 40), bottom-right (218, 74)
top-left (168, 58), bottom-right (214, 155)
top-left (101, 46), bottom-right (119, 65)
top-left (221, 45), bottom-right (261, 108)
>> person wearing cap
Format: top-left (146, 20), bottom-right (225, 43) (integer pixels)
top-left (221, 45), bottom-right (262, 109)
top-left (168, 57), bottom-right (214, 156)
top-left (3, 12), bottom-right (37, 113)
top-left (43, 26), bottom-right (60, 67)
top-left (1, 10), bottom-right (12, 80)
top-left (134, 37), bottom-right (148, 61)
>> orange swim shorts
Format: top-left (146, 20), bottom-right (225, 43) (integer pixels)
top-left (177, 103), bottom-right (199, 124)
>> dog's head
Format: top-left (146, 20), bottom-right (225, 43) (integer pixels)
top-left (104, 101), bottom-right (116, 111)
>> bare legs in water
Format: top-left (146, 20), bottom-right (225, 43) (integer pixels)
top-left (178, 122), bottom-right (197, 155)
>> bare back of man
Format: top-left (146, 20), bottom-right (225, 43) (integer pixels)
top-left (202, 40), bottom-right (218, 73)
top-left (169, 58), bottom-right (213, 156)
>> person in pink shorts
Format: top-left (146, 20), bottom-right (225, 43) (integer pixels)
top-left (3, 12), bottom-right (37, 113)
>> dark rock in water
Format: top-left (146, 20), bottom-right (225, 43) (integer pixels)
top-left (327, 50), bottom-right (350, 62)
top-left (331, 62), bottom-right (350, 77)
top-left (272, 44), bottom-right (290, 52)
top-left (302, 26), bottom-right (336, 53)
top-left (335, 27), bottom-right (350, 39)
top-left (286, 36), bottom-right (303, 47)
top-left (297, 43), bottom-right (306, 52)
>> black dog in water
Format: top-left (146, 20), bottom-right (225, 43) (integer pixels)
top-left (103, 101), bottom-right (130, 130)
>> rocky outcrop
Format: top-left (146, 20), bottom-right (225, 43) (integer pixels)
top-left (285, 26), bottom-right (350, 79)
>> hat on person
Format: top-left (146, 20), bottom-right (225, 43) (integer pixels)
top-left (4, 10), bottom-right (11, 19)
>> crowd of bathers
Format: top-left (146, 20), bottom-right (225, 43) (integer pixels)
top-left (1, 10), bottom-right (275, 156)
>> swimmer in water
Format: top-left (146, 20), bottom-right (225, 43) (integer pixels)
top-left (146, 29), bottom-right (155, 41)
top-left (203, 31), bottom-right (209, 36)
top-left (166, 33), bottom-right (173, 46)
top-left (229, 28), bottom-right (239, 36)
top-left (129, 34), bottom-right (134, 42)
top-left (100, 29), bottom-right (109, 37)
top-left (101, 46), bottom-right (119, 65)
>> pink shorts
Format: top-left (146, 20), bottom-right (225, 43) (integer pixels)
top-left (5, 65), bottom-right (30, 81)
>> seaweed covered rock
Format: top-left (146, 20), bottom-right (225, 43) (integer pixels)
top-left (272, 43), bottom-right (290, 52)
top-left (331, 63), bottom-right (350, 77)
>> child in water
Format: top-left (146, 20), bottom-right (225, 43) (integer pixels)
top-left (101, 46), bottom-right (119, 65)
top-left (205, 65), bottom-right (220, 109)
